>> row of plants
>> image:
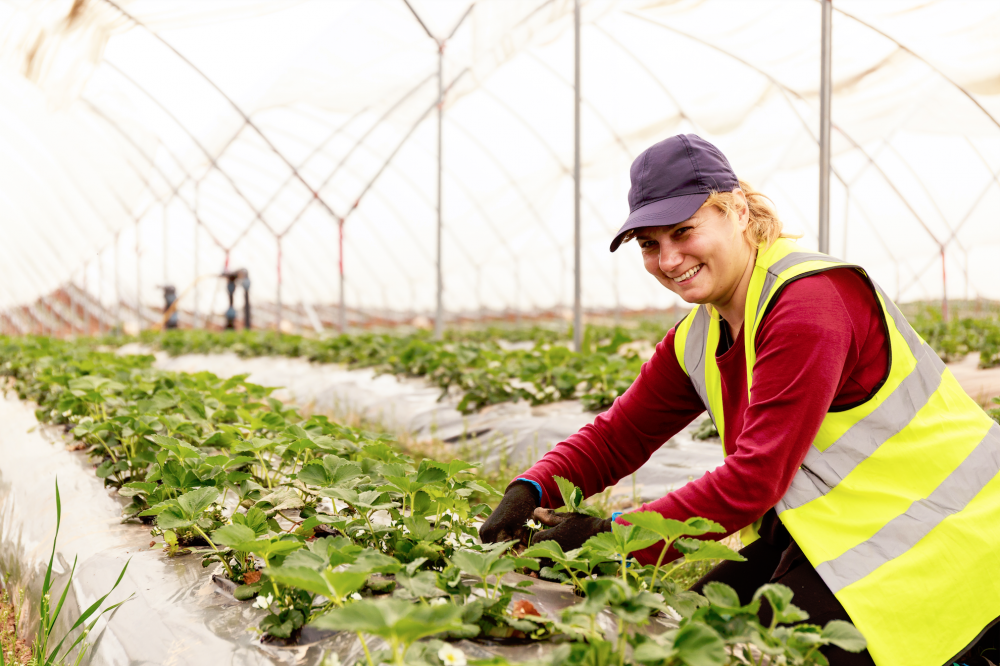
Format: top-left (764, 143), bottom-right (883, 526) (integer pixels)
top-left (131, 325), bottom-right (663, 413)
top-left (127, 306), bottom-right (999, 419)
top-left (0, 336), bottom-right (864, 665)
top-left (908, 305), bottom-right (1000, 367)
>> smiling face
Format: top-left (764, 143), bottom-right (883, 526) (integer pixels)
top-left (635, 193), bottom-right (754, 308)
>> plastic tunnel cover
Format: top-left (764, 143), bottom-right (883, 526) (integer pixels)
top-left (0, 0), bottom-right (999, 321)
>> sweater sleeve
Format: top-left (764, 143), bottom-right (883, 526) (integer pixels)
top-left (515, 326), bottom-right (707, 507)
top-left (627, 272), bottom-right (869, 565)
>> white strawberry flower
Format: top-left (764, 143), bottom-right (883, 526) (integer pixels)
top-left (349, 592), bottom-right (362, 601)
top-left (252, 593), bottom-right (274, 610)
top-left (437, 643), bottom-right (467, 666)
top-left (525, 519), bottom-right (541, 530)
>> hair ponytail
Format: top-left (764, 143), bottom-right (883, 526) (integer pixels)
top-left (703, 179), bottom-right (798, 248)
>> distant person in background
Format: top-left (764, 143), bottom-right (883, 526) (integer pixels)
top-left (162, 285), bottom-right (179, 329)
top-left (480, 134), bottom-right (1000, 666)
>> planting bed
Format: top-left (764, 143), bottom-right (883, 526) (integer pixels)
top-left (0, 337), bottom-right (863, 665)
top-left (137, 345), bottom-right (724, 502)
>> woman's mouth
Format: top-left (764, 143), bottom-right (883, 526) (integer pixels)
top-left (672, 264), bottom-right (703, 283)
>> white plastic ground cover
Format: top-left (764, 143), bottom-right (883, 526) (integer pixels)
top-left (0, 390), bottom-right (677, 665)
top-left (132, 346), bottom-right (726, 503)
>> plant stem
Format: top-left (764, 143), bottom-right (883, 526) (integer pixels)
top-left (357, 632), bottom-right (374, 666)
top-left (192, 525), bottom-right (235, 580)
top-left (616, 618), bottom-right (626, 666)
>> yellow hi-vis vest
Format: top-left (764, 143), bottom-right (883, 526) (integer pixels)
top-left (672, 238), bottom-right (1000, 666)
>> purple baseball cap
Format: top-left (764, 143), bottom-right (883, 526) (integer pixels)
top-left (610, 134), bottom-right (739, 252)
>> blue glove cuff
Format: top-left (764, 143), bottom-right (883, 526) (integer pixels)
top-left (516, 478), bottom-right (543, 504)
top-left (611, 511), bottom-right (623, 523)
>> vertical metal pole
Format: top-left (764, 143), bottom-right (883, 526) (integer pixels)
top-left (842, 188), bottom-right (849, 260)
top-left (818, 0), bottom-right (832, 255)
top-left (572, 0), bottom-right (583, 352)
top-left (115, 231), bottom-right (121, 331)
top-left (98, 250), bottom-right (104, 334)
top-left (193, 224), bottom-right (199, 329)
top-left (434, 41), bottom-right (445, 340)
top-left (135, 220), bottom-right (142, 331)
top-left (276, 235), bottom-right (283, 333)
top-left (193, 182), bottom-right (200, 329)
top-left (338, 218), bottom-right (346, 332)
top-left (83, 263), bottom-right (90, 335)
top-left (163, 202), bottom-right (168, 287)
top-left (941, 246), bottom-right (948, 322)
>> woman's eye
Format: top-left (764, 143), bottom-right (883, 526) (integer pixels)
top-left (674, 227), bottom-right (692, 237)
top-left (640, 240), bottom-right (656, 249)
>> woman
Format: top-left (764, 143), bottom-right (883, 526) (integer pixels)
top-left (479, 134), bottom-right (1000, 666)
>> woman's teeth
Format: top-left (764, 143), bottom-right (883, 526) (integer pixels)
top-left (673, 264), bottom-right (703, 282)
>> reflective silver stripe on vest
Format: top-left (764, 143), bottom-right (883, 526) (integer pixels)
top-left (754, 252), bottom-right (844, 326)
top-left (816, 421), bottom-right (1000, 594)
top-left (684, 306), bottom-right (714, 423)
top-left (874, 283), bottom-right (925, 353)
top-left (776, 342), bottom-right (946, 514)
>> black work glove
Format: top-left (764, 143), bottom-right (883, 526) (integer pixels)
top-left (479, 481), bottom-right (539, 546)
top-left (531, 507), bottom-right (612, 552)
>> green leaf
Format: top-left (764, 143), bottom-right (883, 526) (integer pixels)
top-left (211, 524), bottom-right (257, 548)
top-left (553, 476), bottom-right (582, 511)
top-left (347, 550), bottom-right (402, 575)
top-left (674, 538), bottom-right (746, 563)
top-left (232, 538), bottom-right (303, 559)
top-left (155, 506), bottom-right (193, 530)
top-left (176, 486), bottom-right (219, 518)
top-left (673, 622), bottom-right (726, 666)
top-left (148, 434), bottom-right (203, 459)
top-left (753, 583), bottom-right (808, 625)
top-left (309, 598), bottom-right (463, 644)
top-left (820, 620), bottom-right (867, 652)
top-left (700, 582), bottom-right (742, 611)
top-left (450, 550), bottom-right (490, 578)
top-left (266, 566), bottom-right (366, 600)
top-left (621, 512), bottom-right (724, 543)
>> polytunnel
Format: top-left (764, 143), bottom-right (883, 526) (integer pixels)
top-left (1, 0), bottom-right (1000, 334)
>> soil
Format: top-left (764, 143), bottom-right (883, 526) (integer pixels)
top-left (0, 599), bottom-right (31, 665)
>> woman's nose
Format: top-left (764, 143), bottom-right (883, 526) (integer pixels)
top-left (659, 244), bottom-right (683, 273)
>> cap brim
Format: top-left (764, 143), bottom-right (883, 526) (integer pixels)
top-left (610, 192), bottom-right (709, 252)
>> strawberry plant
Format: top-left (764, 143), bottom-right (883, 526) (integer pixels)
top-left (0, 336), bottom-right (867, 665)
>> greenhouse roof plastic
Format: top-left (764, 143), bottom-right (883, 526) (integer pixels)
top-left (1, 0), bottom-right (1000, 317)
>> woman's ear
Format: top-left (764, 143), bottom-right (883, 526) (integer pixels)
top-left (732, 188), bottom-right (750, 231)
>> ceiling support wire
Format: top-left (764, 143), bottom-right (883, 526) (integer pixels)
top-left (243, 103), bottom-right (378, 221)
top-left (622, 10), bottom-right (924, 280)
top-left (525, 49), bottom-right (633, 159)
top-left (84, 102), bottom-right (229, 251)
top-left (229, 74), bottom-right (439, 253)
top-left (97, 66), bottom-right (284, 240)
top-left (99, 2), bottom-right (346, 228)
top-left (818, 0), bottom-right (832, 254)
top-left (476, 87), bottom-right (622, 287)
top-left (828, 3), bottom-right (1000, 132)
top-left (370, 153), bottom-right (533, 310)
top-left (445, 118), bottom-right (570, 285)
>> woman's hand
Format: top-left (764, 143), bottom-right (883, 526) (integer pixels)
top-left (479, 481), bottom-right (539, 545)
top-left (531, 507), bottom-right (612, 552)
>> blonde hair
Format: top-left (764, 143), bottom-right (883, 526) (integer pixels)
top-left (621, 179), bottom-right (797, 249)
top-left (703, 179), bottom-right (798, 249)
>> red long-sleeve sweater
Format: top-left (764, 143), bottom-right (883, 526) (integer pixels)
top-left (517, 268), bottom-right (890, 565)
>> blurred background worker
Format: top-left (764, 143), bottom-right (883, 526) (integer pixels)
top-left (480, 134), bottom-right (1000, 666)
